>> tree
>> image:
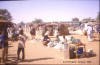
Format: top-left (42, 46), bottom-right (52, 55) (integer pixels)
top-left (82, 17), bottom-right (95, 23)
top-left (72, 17), bottom-right (79, 22)
top-left (32, 19), bottom-right (43, 24)
top-left (0, 9), bottom-right (12, 21)
top-left (18, 21), bottom-right (25, 26)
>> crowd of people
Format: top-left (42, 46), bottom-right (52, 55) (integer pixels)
top-left (77, 22), bottom-right (100, 41)
top-left (0, 22), bottom-right (100, 63)
top-left (0, 25), bottom-right (27, 63)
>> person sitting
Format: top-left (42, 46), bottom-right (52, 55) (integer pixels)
top-left (42, 33), bottom-right (50, 46)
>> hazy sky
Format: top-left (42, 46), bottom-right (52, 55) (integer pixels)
top-left (0, 0), bottom-right (99, 23)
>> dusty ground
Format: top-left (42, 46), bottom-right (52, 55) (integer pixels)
top-left (1, 31), bottom-right (99, 65)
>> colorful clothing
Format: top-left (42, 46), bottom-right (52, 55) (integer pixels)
top-left (17, 34), bottom-right (26, 60)
top-left (87, 26), bottom-right (94, 41)
top-left (0, 34), bottom-right (5, 48)
top-left (18, 34), bottom-right (26, 48)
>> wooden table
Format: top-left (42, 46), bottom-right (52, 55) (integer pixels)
top-left (69, 43), bottom-right (86, 58)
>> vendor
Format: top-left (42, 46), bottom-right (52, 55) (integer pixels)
top-left (42, 31), bottom-right (50, 46)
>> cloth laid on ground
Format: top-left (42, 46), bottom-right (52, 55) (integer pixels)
top-left (59, 36), bottom-right (64, 42)
top-left (65, 36), bottom-right (71, 44)
top-left (54, 36), bottom-right (68, 50)
top-left (54, 42), bottom-right (68, 51)
top-left (47, 41), bottom-right (54, 47)
top-left (47, 40), bottom-right (60, 47)
top-left (65, 36), bottom-right (71, 40)
top-left (54, 43), bottom-right (64, 50)
top-left (69, 29), bottom-right (83, 35)
top-left (53, 40), bottom-right (59, 45)
top-left (65, 36), bottom-right (71, 41)
top-left (69, 37), bottom-right (82, 44)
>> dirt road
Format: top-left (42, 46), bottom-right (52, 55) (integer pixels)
top-left (4, 33), bottom-right (99, 65)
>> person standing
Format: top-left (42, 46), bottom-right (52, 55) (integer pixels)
top-left (17, 30), bottom-right (26, 60)
top-left (0, 31), bottom-right (4, 63)
top-left (87, 25), bottom-right (94, 41)
top-left (0, 30), bottom-right (8, 63)
top-left (30, 27), bottom-right (36, 40)
top-left (83, 23), bottom-right (88, 36)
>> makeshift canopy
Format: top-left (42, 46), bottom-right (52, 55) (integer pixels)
top-left (0, 20), bottom-right (13, 31)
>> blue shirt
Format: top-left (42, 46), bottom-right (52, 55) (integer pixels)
top-left (0, 34), bottom-right (5, 48)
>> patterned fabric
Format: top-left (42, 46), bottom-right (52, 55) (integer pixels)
top-left (18, 34), bottom-right (26, 48)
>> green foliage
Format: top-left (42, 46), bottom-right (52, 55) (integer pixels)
top-left (0, 9), bottom-right (12, 21)
top-left (82, 17), bottom-right (95, 23)
top-left (32, 19), bottom-right (43, 24)
top-left (72, 17), bottom-right (79, 22)
top-left (18, 21), bottom-right (25, 26)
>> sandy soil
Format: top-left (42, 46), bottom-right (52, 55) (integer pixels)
top-left (2, 31), bottom-right (99, 65)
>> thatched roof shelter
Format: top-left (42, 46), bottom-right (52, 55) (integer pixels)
top-left (0, 20), bottom-right (13, 31)
top-left (0, 20), bottom-right (13, 26)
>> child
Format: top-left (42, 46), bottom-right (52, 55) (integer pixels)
top-left (17, 30), bottom-right (26, 60)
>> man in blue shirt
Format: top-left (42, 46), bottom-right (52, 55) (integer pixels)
top-left (0, 31), bottom-right (5, 49)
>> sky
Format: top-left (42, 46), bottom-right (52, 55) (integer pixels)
top-left (0, 0), bottom-right (99, 23)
